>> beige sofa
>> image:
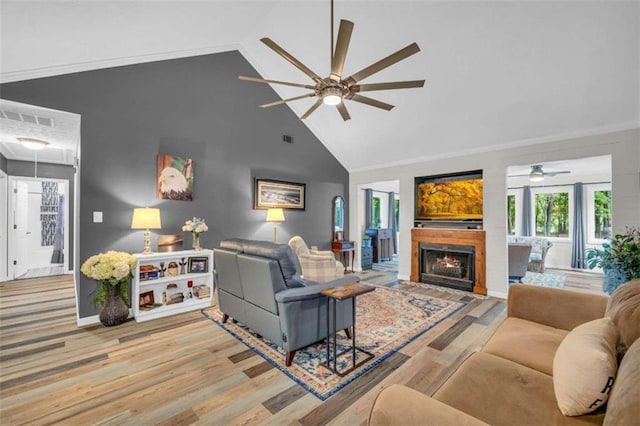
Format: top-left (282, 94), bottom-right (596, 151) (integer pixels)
top-left (369, 280), bottom-right (640, 426)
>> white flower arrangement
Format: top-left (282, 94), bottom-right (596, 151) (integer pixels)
top-left (80, 251), bottom-right (136, 307)
top-left (81, 251), bottom-right (136, 283)
top-left (182, 217), bottom-right (208, 234)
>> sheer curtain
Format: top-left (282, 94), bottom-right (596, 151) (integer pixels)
top-left (365, 189), bottom-right (374, 229)
top-left (571, 182), bottom-right (586, 269)
top-left (522, 185), bottom-right (532, 236)
top-left (388, 192), bottom-right (398, 254)
top-left (51, 194), bottom-right (64, 264)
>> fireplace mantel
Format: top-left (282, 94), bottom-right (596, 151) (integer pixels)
top-left (411, 228), bottom-right (486, 295)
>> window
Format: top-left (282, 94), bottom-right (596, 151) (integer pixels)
top-left (507, 194), bottom-right (516, 235)
top-left (535, 191), bottom-right (569, 238)
top-left (373, 197), bottom-right (381, 227)
top-left (593, 190), bottom-right (612, 239)
top-left (586, 183), bottom-right (612, 243)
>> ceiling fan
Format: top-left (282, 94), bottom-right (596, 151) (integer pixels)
top-left (238, 0), bottom-right (425, 121)
top-left (509, 165), bottom-right (571, 182)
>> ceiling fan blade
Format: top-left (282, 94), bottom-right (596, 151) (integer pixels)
top-left (545, 171), bottom-right (571, 176)
top-left (331, 20), bottom-right (354, 81)
top-left (345, 42), bottom-right (421, 85)
top-left (336, 102), bottom-right (351, 121)
top-left (260, 38), bottom-right (323, 84)
top-left (349, 94), bottom-right (395, 111)
top-left (260, 93), bottom-right (316, 108)
top-left (353, 80), bottom-right (425, 92)
top-left (239, 76), bottom-right (316, 90)
top-left (508, 173), bottom-right (530, 178)
top-left (301, 99), bottom-right (323, 119)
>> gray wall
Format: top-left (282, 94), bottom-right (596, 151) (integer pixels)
top-left (5, 160), bottom-right (75, 269)
top-left (1, 51), bottom-right (349, 319)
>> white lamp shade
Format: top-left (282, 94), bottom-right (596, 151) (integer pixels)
top-left (266, 208), bottom-right (285, 222)
top-left (131, 207), bottom-right (162, 229)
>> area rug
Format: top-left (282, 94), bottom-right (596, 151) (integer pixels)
top-left (202, 285), bottom-right (465, 400)
top-left (519, 271), bottom-right (567, 288)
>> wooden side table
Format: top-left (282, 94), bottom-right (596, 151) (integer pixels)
top-left (331, 240), bottom-right (355, 272)
top-left (320, 282), bottom-right (375, 376)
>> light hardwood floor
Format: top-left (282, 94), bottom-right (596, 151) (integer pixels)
top-left (0, 274), bottom-right (510, 425)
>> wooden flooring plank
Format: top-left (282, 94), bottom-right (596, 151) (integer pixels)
top-left (0, 272), bottom-right (518, 425)
top-left (427, 315), bottom-right (476, 351)
top-left (297, 351), bottom-right (410, 426)
top-left (263, 384), bottom-right (309, 414)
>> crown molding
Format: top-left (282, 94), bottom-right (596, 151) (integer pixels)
top-left (350, 121), bottom-right (640, 173)
top-left (0, 44), bottom-right (242, 84)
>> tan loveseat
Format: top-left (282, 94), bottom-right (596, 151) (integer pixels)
top-left (369, 280), bottom-right (640, 426)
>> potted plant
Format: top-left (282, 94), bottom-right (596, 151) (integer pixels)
top-left (81, 251), bottom-right (137, 326)
top-left (586, 226), bottom-right (640, 295)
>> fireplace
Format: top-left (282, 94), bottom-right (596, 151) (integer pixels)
top-left (411, 228), bottom-right (486, 295)
top-left (420, 243), bottom-right (475, 292)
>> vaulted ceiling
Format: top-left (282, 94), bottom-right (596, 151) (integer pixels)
top-left (1, 1), bottom-right (638, 171)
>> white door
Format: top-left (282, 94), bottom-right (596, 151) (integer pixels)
top-left (12, 180), bottom-right (29, 278)
top-left (0, 170), bottom-right (7, 281)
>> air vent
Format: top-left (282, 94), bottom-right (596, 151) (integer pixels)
top-left (21, 114), bottom-right (37, 124)
top-left (0, 109), bottom-right (55, 127)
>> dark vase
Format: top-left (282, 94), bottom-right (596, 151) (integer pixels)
top-left (99, 282), bottom-right (129, 326)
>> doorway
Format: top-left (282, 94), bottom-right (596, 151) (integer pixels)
top-left (361, 180), bottom-right (400, 278)
top-left (8, 176), bottom-right (69, 279)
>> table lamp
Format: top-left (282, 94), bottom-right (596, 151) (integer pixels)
top-left (266, 207), bottom-right (285, 242)
top-left (131, 207), bottom-right (162, 254)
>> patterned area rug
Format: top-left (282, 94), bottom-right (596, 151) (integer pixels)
top-left (519, 271), bottom-right (567, 288)
top-left (202, 285), bottom-right (465, 400)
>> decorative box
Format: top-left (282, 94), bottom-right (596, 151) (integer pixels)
top-left (139, 265), bottom-right (159, 281)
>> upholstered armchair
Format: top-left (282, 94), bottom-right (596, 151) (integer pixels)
top-left (507, 236), bottom-right (554, 273)
top-left (508, 243), bottom-right (532, 283)
top-left (288, 236), bottom-right (344, 282)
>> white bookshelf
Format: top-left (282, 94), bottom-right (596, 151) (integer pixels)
top-left (133, 249), bottom-right (213, 322)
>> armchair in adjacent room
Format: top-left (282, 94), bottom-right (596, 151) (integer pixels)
top-left (288, 236), bottom-right (344, 282)
top-left (508, 243), bottom-right (532, 283)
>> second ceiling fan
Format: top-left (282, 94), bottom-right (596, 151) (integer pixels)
top-left (239, 0), bottom-right (425, 121)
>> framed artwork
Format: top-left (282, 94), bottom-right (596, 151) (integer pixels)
top-left (157, 154), bottom-right (193, 201)
top-left (139, 290), bottom-right (155, 308)
top-left (188, 256), bottom-right (209, 273)
top-left (254, 179), bottom-right (306, 210)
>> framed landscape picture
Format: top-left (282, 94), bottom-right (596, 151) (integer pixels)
top-left (255, 179), bottom-right (306, 210)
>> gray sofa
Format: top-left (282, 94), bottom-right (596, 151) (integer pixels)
top-left (214, 238), bottom-right (359, 366)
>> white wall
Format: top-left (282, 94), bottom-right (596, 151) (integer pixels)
top-left (349, 128), bottom-right (640, 298)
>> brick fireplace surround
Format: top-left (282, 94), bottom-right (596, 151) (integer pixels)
top-left (411, 228), bottom-right (487, 295)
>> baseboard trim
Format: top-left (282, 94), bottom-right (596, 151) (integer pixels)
top-left (488, 289), bottom-right (508, 299)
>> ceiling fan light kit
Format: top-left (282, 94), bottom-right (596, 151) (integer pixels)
top-left (239, 0), bottom-right (425, 121)
top-left (529, 167), bottom-right (545, 182)
top-left (508, 164), bottom-right (572, 182)
top-left (17, 137), bottom-right (49, 150)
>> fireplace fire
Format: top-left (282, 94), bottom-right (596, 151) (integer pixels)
top-left (420, 243), bottom-right (475, 292)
